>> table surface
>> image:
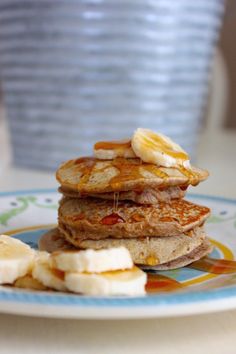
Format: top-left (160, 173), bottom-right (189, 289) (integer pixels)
top-left (0, 121), bottom-right (236, 354)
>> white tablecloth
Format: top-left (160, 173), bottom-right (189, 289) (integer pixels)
top-left (0, 125), bottom-right (236, 354)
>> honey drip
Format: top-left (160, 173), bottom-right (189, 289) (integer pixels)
top-left (145, 165), bottom-right (169, 181)
top-left (189, 257), bottom-right (236, 274)
top-left (145, 255), bottom-right (159, 266)
top-left (94, 139), bottom-right (131, 151)
top-left (51, 268), bottom-right (65, 281)
top-left (109, 159), bottom-right (144, 190)
top-left (113, 192), bottom-right (119, 211)
top-left (140, 132), bottom-right (189, 160)
top-left (146, 274), bottom-right (183, 293)
top-left (100, 213), bottom-right (125, 225)
top-left (72, 156), bottom-right (199, 193)
top-left (178, 166), bottom-right (198, 186)
top-left (109, 158), bottom-right (170, 191)
top-left (75, 157), bottom-right (97, 189)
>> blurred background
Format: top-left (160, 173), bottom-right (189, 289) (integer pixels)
top-left (0, 0), bottom-right (235, 196)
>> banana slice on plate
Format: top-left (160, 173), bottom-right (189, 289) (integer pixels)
top-left (32, 252), bottom-right (67, 292)
top-left (14, 274), bottom-right (47, 291)
top-left (94, 139), bottom-right (136, 160)
top-left (0, 235), bottom-right (146, 296)
top-left (65, 266), bottom-right (147, 296)
top-left (51, 246), bottom-right (133, 273)
top-left (0, 235), bottom-right (35, 285)
top-left (131, 128), bottom-right (190, 168)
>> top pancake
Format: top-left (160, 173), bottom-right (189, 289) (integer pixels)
top-left (56, 157), bottom-right (208, 194)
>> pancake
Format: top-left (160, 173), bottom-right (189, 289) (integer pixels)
top-left (58, 197), bottom-right (210, 240)
top-left (38, 227), bottom-right (74, 253)
top-left (59, 185), bottom-right (186, 204)
top-left (142, 238), bottom-right (213, 270)
top-left (38, 227), bottom-right (211, 269)
top-left (62, 227), bottom-right (206, 266)
top-left (56, 157), bottom-right (208, 194)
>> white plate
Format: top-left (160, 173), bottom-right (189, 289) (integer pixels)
top-left (0, 189), bottom-right (236, 319)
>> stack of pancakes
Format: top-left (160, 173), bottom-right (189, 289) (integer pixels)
top-left (51, 153), bottom-right (212, 270)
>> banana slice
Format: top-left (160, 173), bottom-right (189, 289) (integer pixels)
top-left (51, 246), bottom-right (133, 273)
top-left (131, 128), bottom-right (190, 167)
top-left (0, 235), bottom-right (146, 296)
top-left (32, 252), bottom-right (67, 291)
top-left (94, 139), bottom-right (136, 160)
top-left (0, 235), bottom-right (35, 285)
top-left (35, 250), bottom-right (51, 263)
top-left (14, 275), bottom-right (47, 291)
top-left (65, 266), bottom-right (147, 296)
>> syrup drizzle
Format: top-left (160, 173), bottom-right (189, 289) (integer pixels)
top-left (109, 158), bottom-right (144, 190)
top-left (94, 139), bottom-right (132, 151)
top-left (145, 165), bottom-right (169, 180)
top-left (145, 257), bottom-right (236, 294)
top-left (71, 157), bottom-right (199, 192)
top-left (145, 255), bottom-right (159, 266)
top-left (113, 192), bottom-right (119, 211)
top-left (178, 166), bottom-right (199, 186)
top-left (188, 257), bottom-right (236, 274)
top-left (146, 274), bottom-right (183, 293)
top-left (75, 157), bottom-right (97, 189)
top-left (140, 132), bottom-right (189, 160)
top-left (51, 268), bottom-right (65, 281)
top-left (109, 159), bottom-right (172, 190)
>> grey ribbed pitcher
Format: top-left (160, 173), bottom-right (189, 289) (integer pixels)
top-left (0, 0), bottom-right (224, 170)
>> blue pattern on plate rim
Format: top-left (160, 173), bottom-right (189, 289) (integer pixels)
top-left (0, 189), bottom-right (236, 309)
